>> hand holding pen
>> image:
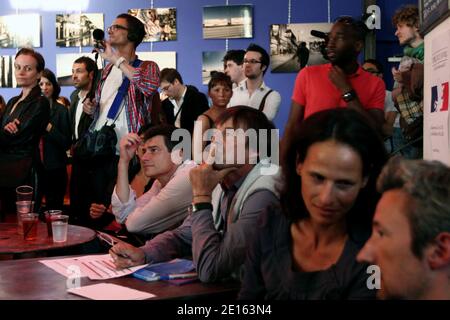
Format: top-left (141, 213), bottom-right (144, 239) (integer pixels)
top-left (109, 241), bottom-right (146, 270)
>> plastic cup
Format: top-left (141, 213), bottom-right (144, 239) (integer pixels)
top-left (44, 210), bottom-right (62, 237)
top-left (21, 213), bottom-right (39, 241)
top-left (52, 215), bottom-right (69, 243)
top-left (16, 185), bottom-right (33, 202)
top-left (16, 201), bottom-right (35, 235)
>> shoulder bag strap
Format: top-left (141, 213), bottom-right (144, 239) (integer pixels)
top-left (106, 59), bottom-right (142, 123)
top-left (258, 89), bottom-right (273, 112)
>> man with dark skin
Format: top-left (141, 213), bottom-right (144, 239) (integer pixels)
top-left (282, 18), bottom-right (385, 158)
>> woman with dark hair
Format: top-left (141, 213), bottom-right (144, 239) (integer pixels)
top-left (239, 108), bottom-right (388, 299)
top-left (193, 72), bottom-right (233, 160)
top-left (39, 68), bottom-right (71, 210)
top-left (0, 48), bottom-right (50, 218)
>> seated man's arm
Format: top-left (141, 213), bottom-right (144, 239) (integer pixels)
top-left (191, 190), bottom-right (279, 283)
top-left (140, 214), bottom-right (194, 263)
top-left (124, 163), bottom-right (194, 235)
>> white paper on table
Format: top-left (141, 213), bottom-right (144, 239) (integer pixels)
top-left (67, 283), bottom-right (156, 300)
top-left (40, 254), bottom-right (147, 280)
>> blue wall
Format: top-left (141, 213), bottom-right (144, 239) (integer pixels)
top-left (0, 0), bottom-right (414, 133)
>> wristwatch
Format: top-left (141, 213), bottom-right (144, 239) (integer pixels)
top-left (189, 202), bottom-right (213, 214)
top-left (342, 89), bottom-right (357, 102)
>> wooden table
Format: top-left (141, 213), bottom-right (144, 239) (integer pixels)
top-left (0, 223), bottom-right (97, 259)
top-left (0, 256), bottom-right (240, 300)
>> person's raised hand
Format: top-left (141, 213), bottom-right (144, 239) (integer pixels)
top-left (119, 133), bottom-right (141, 163)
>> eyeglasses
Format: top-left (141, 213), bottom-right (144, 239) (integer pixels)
top-left (243, 59), bottom-right (262, 65)
top-left (107, 24), bottom-right (129, 33)
top-left (159, 83), bottom-right (172, 92)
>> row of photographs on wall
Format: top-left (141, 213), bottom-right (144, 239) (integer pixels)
top-left (0, 4), bottom-right (253, 49)
top-left (0, 22), bottom-right (332, 87)
top-left (203, 23), bottom-right (332, 81)
top-left (0, 51), bottom-right (176, 88)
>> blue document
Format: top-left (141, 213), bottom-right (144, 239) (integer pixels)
top-left (133, 258), bottom-right (197, 282)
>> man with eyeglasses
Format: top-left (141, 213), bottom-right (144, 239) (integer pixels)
top-left (80, 13), bottom-right (160, 230)
top-left (229, 43), bottom-right (281, 121)
top-left (159, 68), bottom-right (209, 136)
top-left (282, 17), bottom-right (385, 158)
top-left (111, 125), bottom-right (196, 238)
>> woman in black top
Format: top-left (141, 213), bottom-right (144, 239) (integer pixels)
top-left (39, 69), bottom-right (71, 210)
top-left (0, 48), bottom-right (50, 217)
top-left (239, 109), bottom-right (388, 299)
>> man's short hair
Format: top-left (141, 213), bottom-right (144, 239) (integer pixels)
top-left (377, 157), bottom-right (450, 258)
top-left (141, 124), bottom-right (178, 152)
top-left (215, 106), bottom-right (275, 158)
top-left (334, 16), bottom-right (368, 42)
top-left (363, 58), bottom-right (384, 74)
top-left (246, 43), bottom-right (270, 75)
top-left (160, 68), bottom-right (183, 85)
top-left (15, 48), bottom-right (45, 72)
top-left (74, 56), bottom-right (98, 75)
top-left (116, 13), bottom-right (146, 48)
top-left (223, 49), bottom-right (245, 65)
top-left (392, 5), bottom-right (419, 28)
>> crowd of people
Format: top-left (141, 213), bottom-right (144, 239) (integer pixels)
top-left (0, 6), bottom-right (448, 300)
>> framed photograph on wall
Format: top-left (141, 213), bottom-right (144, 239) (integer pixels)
top-left (0, 14), bottom-right (41, 48)
top-left (136, 51), bottom-right (177, 70)
top-left (270, 23), bottom-right (332, 73)
top-left (56, 53), bottom-right (103, 86)
top-left (203, 5), bottom-right (253, 39)
top-left (56, 13), bottom-right (104, 47)
top-left (128, 8), bottom-right (177, 42)
top-left (202, 51), bottom-right (226, 84)
top-left (0, 55), bottom-right (16, 88)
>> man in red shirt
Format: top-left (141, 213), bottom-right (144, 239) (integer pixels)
top-left (282, 17), bottom-right (385, 155)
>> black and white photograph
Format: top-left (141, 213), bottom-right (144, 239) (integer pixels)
top-left (203, 5), bottom-right (253, 39)
top-left (137, 51), bottom-right (176, 70)
top-left (56, 53), bottom-right (103, 86)
top-left (0, 14), bottom-right (41, 48)
top-left (202, 51), bottom-right (226, 84)
top-left (129, 8), bottom-right (177, 42)
top-left (270, 23), bottom-right (332, 73)
top-left (56, 13), bottom-right (104, 47)
top-left (0, 55), bottom-right (16, 88)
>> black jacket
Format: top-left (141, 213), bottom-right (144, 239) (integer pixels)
top-left (68, 89), bottom-right (93, 143)
top-left (42, 101), bottom-right (71, 170)
top-left (161, 85), bottom-right (209, 135)
top-left (0, 85), bottom-right (50, 160)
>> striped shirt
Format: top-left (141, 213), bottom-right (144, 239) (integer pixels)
top-left (92, 58), bottom-right (160, 134)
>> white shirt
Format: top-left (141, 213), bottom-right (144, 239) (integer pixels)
top-left (384, 90), bottom-right (400, 128)
top-left (95, 66), bottom-right (129, 154)
top-left (168, 86), bottom-right (187, 128)
top-left (111, 160), bottom-right (197, 235)
top-left (74, 91), bottom-right (86, 140)
top-left (229, 79), bottom-right (281, 121)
